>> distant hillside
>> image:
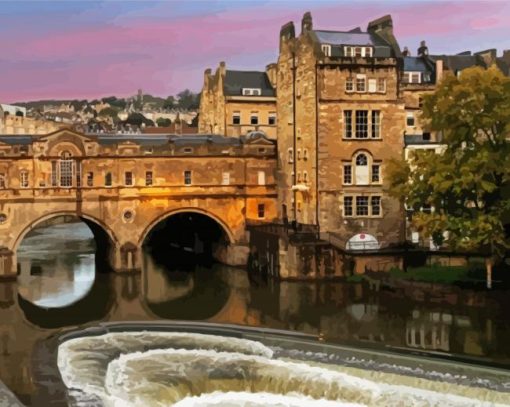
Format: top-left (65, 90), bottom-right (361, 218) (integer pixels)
top-left (14, 89), bottom-right (199, 111)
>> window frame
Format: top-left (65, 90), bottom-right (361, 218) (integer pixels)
top-left (321, 44), bottom-right (331, 57)
top-left (145, 171), bottom-right (153, 186)
top-left (232, 112), bottom-right (241, 125)
top-left (268, 112), bottom-right (277, 125)
top-left (343, 164), bottom-right (352, 185)
top-left (355, 110), bottom-right (369, 138)
top-left (86, 171), bottom-right (94, 187)
top-left (377, 78), bottom-right (386, 93)
top-left (345, 77), bottom-right (354, 92)
top-left (344, 110), bottom-right (353, 138)
top-left (184, 170), bottom-right (192, 186)
top-left (356, 74), bottom-right (366, 92)
top-left (105, 172), bottom-right (112, 187)
top-left (124, 171), bottom-right (134, 187)
top-left (250, 114), bottom-right (259, 125)
top-left (20, 170), bottom-right (29, 188)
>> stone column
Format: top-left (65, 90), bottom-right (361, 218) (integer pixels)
top-left (0, 248), bottom-right (16, 279)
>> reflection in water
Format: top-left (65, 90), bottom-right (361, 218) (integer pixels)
top-left (0, 222), bottom-right (510, 405)
top-left (17, 222), bottom-right (95, 308)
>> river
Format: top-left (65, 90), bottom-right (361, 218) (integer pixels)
top-left (1, 221), bottom-right (510, 405)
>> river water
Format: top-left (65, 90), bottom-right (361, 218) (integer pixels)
top-left (2, 221), bottom-right (510, 405)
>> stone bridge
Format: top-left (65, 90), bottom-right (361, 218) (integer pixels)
top-left (0, 129), bottom-right (277, 277)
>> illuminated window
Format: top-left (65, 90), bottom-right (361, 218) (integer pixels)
top-left (258, 171), bottom-right (266, 185)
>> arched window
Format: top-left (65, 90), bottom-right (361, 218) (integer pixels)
top-left (59, 150), bottom-right (74, 187)
top-left (355, 153), bottom-right (369, 184)
top-left (355, 153), bottom-right (368, 166)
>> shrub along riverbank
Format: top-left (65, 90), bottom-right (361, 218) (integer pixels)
top-left (347, 258), bottom-right (509, 287)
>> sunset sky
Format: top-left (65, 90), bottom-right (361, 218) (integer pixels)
top-left (1, 0), bottom-right (509, 103)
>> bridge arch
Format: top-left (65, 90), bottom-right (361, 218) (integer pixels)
top-left (12, 211), bottom-right (120, 263)
top-left (139, 207), bottom-right (235, 247)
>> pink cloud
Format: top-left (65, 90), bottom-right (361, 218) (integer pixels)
top-left (1, 1), bottom-right (510, 102)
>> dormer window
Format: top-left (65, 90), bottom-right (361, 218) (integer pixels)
top-left (344, 46), bottom-right (372, 57)
top-left (403, 72), bottom-right (422, 84)
top-left (242, 88), bottom-right (261, 96)
top-left (321, 44), bottom-right (331, 57)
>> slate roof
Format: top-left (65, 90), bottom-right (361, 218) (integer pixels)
top-left (429, 54), bottom-right (485, 72)
top-left (312, 30), bottom-right (393, 58)
top-left (0, 133), bottom-right (247, 147)
top-left (223, 70), bottom-right (275, 97)
top-left (403, 57), bottom-right (431, 72)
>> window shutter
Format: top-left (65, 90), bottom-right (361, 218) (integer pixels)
top-left (368, 79), bottom-right (377, 93)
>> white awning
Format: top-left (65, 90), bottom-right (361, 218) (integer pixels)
top-left (346, 233), bottom-right (380, 251)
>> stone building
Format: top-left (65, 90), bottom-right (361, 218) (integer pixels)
top-left (276, 13), bottom-right (406, 249)
top-left (0, 128), bottom-right (277, 276)
top-left (0, 105), bottom-right (62, 135)
top-left (198, 62), bottom-right (277, 138)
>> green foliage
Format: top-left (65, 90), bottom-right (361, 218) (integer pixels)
top-left (388, 264), bottom-right (485, 284)
top-left (101, 96), bottom-right (127, 110)
top-left (156, 117), bottom-right (171, 127)
top-left (98, 106), bottom-right (119, 119)
top-left (388, 66), bottom-right (510, 258)
top-left (124, 112), bottom-right (154, 127)
top-left (177, 89), bottom-right (200, 110)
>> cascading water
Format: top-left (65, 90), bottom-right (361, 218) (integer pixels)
top-left (57, 331), bottom-right (510, 407)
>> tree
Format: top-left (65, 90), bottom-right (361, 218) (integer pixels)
top-left (98, 106), bottom-right (119, 118)
top-left (156, 117), bottom-right (171, 127)
top-left (388, 66), bottom-right (510, 288)
top-left (163, 96), bottom-right (176, 110)
top-left (177, 89), bottom-right (200, 110)
top-left (124, 112), bottom-right (154, 127)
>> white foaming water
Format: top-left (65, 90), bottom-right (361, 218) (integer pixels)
top-left (172, 392), bottom-right (364, 407)
top-left (57, 331), bottom-right (510, 407)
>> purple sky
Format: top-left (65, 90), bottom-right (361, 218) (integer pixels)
top-left (1, 0), bottom-right (509, 103)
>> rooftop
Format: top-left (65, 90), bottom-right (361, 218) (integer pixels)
top-left (223, 70), bottom-right (275, 97)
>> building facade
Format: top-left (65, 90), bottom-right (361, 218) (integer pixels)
top-left (199, 62), bottom-right (278, 139)
top-left (0, 128), bottom-right (277, 277)
top-left (276, 13), bottom-right (407, 249)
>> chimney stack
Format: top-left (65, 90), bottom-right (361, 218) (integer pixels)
top-left (435, 59), bottom-right (443, 83)
top-left (301, 11), bottom-right (313, 33)
top-left (265, 63), bottom-right (277, 88)
top-left (417, 40), bottom-right (429, 57)
top-left (367, 15), bottom-right (402, 57)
